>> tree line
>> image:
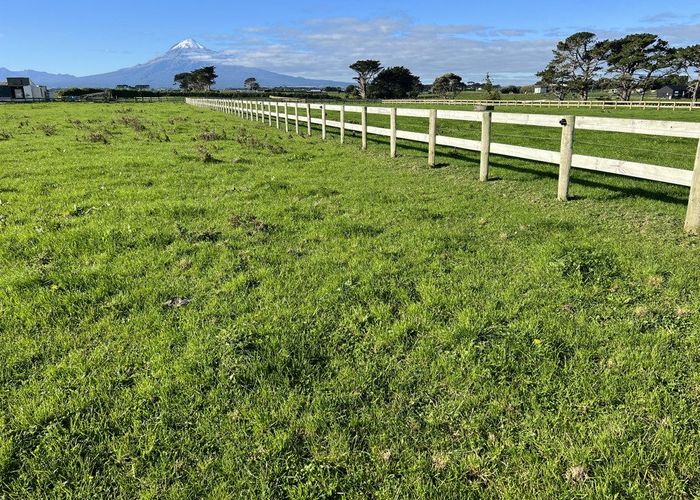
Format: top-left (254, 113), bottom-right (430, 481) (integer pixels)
top-left (537, 32), bottom-right (700, 102)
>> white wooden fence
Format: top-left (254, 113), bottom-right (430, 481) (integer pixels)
top-left (186, 98), bottom-right (700, 233)
top-left (382, 99), bottom-right (699, 110)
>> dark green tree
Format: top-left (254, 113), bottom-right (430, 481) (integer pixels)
top-left (369, 66), bottom-right (422, 99)
top-left (174, 66), bottom-right (218, 91)
top-left (539, 32), bottom-right (607, 100)
top-left (482, 73), bottom-right (500, 100)
top-left (603, 34), bottom-right (672, 101)
top-left (244, 77), bottom-right (260, 90)
top-left (677, 44), bottom-right (700, 104)
top-left (432, 73), bottom-right (464, 97)
top-left (536, 63), bottom-right (570, 100)
top-left (349, 60), bottom-right (382, 99)
top-left (174, 72), bottom-right (195, 90)
top-left (193, 66), bottom-right (217, 91)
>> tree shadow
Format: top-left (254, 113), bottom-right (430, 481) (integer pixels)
top-left (319, 127), bottom-right (689, 207)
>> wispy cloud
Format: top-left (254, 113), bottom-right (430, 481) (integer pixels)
top-left (202, 17), bottom-right (557, 84)
top-left (198, 14), bottom-right (700, 85)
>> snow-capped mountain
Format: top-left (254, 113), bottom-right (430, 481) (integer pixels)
top-left (0, 38), bottom-right (348, 89)
top-left (169, 38), bottom-right (207, 51)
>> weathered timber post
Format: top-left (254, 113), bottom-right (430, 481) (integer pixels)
top-left (295, 103), bottom-right (300, 134)
top-left (321, 105), bottom-right (327, 140)
top-left (480, 111), bottom-right (492, 181)
top-left (306, 103), bottom-right (312, 136)
top-left (557, 115), bottom-right (576, 201)
top-left (428, 109), bottom-right (437, 166)
top-left (361, 106), bottom-right (368, 150)
top-left (390, 108), bottom-right (397, 158)
top-left (275, 103), bottom-right (280, 128)
top-left (684, 139), bottom-right (700, 234)
top-left (284, 103), bottom-right (289, 132)
top-left (340, 105), bottom-right (345, 144)
top-left (268, 103), bottom-right (272, 126)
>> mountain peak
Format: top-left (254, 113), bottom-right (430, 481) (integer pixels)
top-left (169, 38), bottom-right (206, 51)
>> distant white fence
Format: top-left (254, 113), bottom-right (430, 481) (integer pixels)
top-left (382, 99), bottom-right (699, 111)
top-left (186, 98), bottom-right (700, 233)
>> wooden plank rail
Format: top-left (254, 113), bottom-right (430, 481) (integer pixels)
top-left (185, 97), bottom-right (700, 233)
top-left (382, 98), bottom-right (699, 111)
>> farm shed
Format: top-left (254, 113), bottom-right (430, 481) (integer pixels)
top-left (0, 77), bottom-right (48, 101)
top-left (656, 85), bottom-right (690, 99)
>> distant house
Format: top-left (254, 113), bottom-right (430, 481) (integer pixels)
top-left (534, 85), bottom-right (549, 94)
top-left (0, 77), bottom-right (48, 101)
top-left (656, 85), bottom-right (689, 99)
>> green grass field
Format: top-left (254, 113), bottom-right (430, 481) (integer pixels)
top-left (2, 102), bottom-right (700, 498)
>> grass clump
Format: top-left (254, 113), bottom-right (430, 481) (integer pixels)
top-left (119, 115), bottom-right (146, 132)
top-left (197, 128), bottom-right (227, 141)
top-left (83, 131), bottom-right (109, 144)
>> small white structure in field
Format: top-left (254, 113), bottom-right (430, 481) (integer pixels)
top-left (534, 85), bottom-right (549, 94)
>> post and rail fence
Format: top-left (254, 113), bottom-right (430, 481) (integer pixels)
top-left (382, 99), bottom-right (699, 111)
top-left (186, 97), bottom-right (700, 234)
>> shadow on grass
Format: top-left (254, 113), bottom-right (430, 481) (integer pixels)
top-left (295, 125), bottom-right (689, 207)
top-left (492, 161), bottom-right (688, 206)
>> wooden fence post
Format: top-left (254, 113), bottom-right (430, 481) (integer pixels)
top-left (267, 102), bottom-right (272, 126)
top-left (295, 103), bottom-right (300, 134)
top-left (684, 139), bottom-right (700, 234)
top-left (284, 103), bottom-right (289, 132)
top-left (390, 107), bottom-right (397, 158)
top-left (306, 103), bottom-right (312, 136)
top-left (340, 105), bottom-right (345, 144)
top-left (361, 106), bottom-right (368, 150)
top-left (480, 111), bottom-right (492, 181)
top-left (428, 109), bottom-right (437, 166)
top-left (557, 115), bottom-right (576, 201)
top-left (321, 104), bottom-right (327, 139)
top-left (275, 103), bottom-right (280, 128)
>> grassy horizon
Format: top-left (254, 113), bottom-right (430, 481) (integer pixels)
top-left (1, 102), bottom-right (700, 497)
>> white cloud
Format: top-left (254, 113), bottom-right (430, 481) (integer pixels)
top-left (202, 17), bottom-right (558, 85)
top-left (200, 15), bottom-right (700, 85)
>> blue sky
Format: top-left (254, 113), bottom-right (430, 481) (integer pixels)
top-left (1, 0), bottom-right (699, 84)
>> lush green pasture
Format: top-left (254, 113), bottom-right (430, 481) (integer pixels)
top-left (1, 102), bottom-right (700, 498)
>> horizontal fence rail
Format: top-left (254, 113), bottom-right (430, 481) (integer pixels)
top-left (186, 97), bottom-right (700, 233)
top-left (382, 99), bottom-right (699, 111)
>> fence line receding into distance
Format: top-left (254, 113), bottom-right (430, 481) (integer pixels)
top-left (186, 98), bottom-right (700, 234)
top-left (382, 99), bottom-right (699, 111)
